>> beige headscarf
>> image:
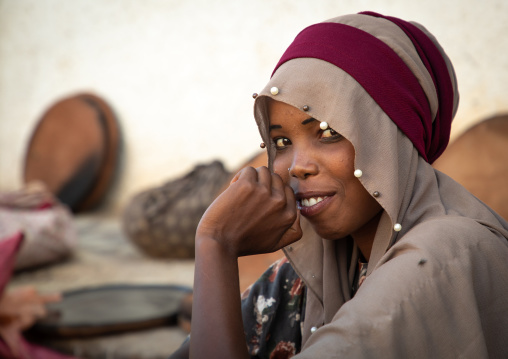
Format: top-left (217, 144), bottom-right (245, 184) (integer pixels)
top-left (253, 13), bottom-right (508, 357)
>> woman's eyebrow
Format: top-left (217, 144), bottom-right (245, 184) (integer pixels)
top-left (269, 117), bottom-right (316, 131)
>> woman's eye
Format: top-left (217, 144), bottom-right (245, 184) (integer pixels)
top-left (320, 127), bottom-right (343, 142)
top-left (322, 128), bottom-right (338, 138)
top-left (274, 137), bottom-right (291, 149)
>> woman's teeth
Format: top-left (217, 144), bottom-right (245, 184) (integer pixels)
top-left (300, 196), bottom-right (327, 207)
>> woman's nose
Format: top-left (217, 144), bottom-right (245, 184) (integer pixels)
top-left (289, 153), bottom-right (318, 179)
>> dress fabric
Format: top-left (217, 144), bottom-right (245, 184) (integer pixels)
top-left (241, 257), bottom-right (305, 359)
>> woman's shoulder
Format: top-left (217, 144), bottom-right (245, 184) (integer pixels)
top-left (394, 215), bottom-right (508, 257)
top-left (370, 216), bottom-right (508, 295)
top-left (365, 216), bottom-right (508, 299)
top-left (302, 221), bottom-right (508, 358)
top-left (317, 217), bottom-right (508, 358)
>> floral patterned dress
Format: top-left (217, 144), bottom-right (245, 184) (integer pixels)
top-left (241, 257), bottom-right (305, 359)
top-left (241, 256), bottom-right (368, 359)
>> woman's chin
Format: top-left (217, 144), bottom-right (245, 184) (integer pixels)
top-left (309, 223), bottom-right (346, 240)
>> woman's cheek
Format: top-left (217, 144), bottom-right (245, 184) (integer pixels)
top-left (273, 159), bottom-right (290, 184)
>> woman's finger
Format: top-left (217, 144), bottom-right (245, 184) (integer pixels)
top-left (270, 171), bottom-right (285, 194)
top-left (283, 183), bottom-right (297, 209)
top-left (267, 172), bottom-right (286, 205)
top-left (256, 166), bottom-right (272, 191)
top-left (41, 292), bottom-right (62, 304)
top-left (278, 210), bottom-right (302, 249)
top-left (230, 166), bottom-right (257, 185)
top-left (230, 172), bottom-right (241, 184)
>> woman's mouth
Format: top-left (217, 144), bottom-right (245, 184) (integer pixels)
top-left (299, 196), bottom-right (328, 207)
top-left (297, 194), bottom-right (334, 217)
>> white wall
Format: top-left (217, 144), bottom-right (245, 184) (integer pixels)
top-left (1, 0), bottom-right (507, 214)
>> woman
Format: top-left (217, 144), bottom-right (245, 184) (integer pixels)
top-left (175, 11), bottom-right (508, 358)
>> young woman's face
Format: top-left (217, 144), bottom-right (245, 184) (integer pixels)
top-left (268, 99), bottom-right (382, 241)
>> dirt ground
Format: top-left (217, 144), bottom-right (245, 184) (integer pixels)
top-left (9, 214), bottom-right (194, 358)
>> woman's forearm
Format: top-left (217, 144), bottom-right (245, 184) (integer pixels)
top-left (190, 236), bottom-right (249, 359)
top-left (188, 166), bottom-right (300, 358)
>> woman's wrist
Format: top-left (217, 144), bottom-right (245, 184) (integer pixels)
top-left (195, 233), bottom-right (240, 259)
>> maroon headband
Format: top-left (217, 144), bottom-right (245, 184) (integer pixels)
top-left (272, 12), bottom-right (454, 163)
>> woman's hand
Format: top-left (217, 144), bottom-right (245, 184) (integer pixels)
top-left (191, 167), bottom-right (299, 359)
top-left (0, 286), bottom-right (61, 356)
top-left (196, 166), bottom-right (302, 257)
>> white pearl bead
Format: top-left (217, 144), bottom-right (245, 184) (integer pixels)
top-left (310, 326), bottom-right (317, 333)
top-left (394, 223), bottom-right (402, 232)
top-left (319, 121), bottom-right (328, 130)
top-left (354, 169), bottom-right (363, 178)
top-left (270, 87), bottom-right (279, 95)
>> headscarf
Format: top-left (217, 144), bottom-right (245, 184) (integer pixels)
top-left (253, 12), bottom-right (508, 357)
top-left (272, 11), bottom-right (457, 164)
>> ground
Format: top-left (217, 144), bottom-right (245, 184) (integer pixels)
top-left (9, 214), bottom-right (194, 359)
top-left (8, 213), bottom-right (283, 358)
